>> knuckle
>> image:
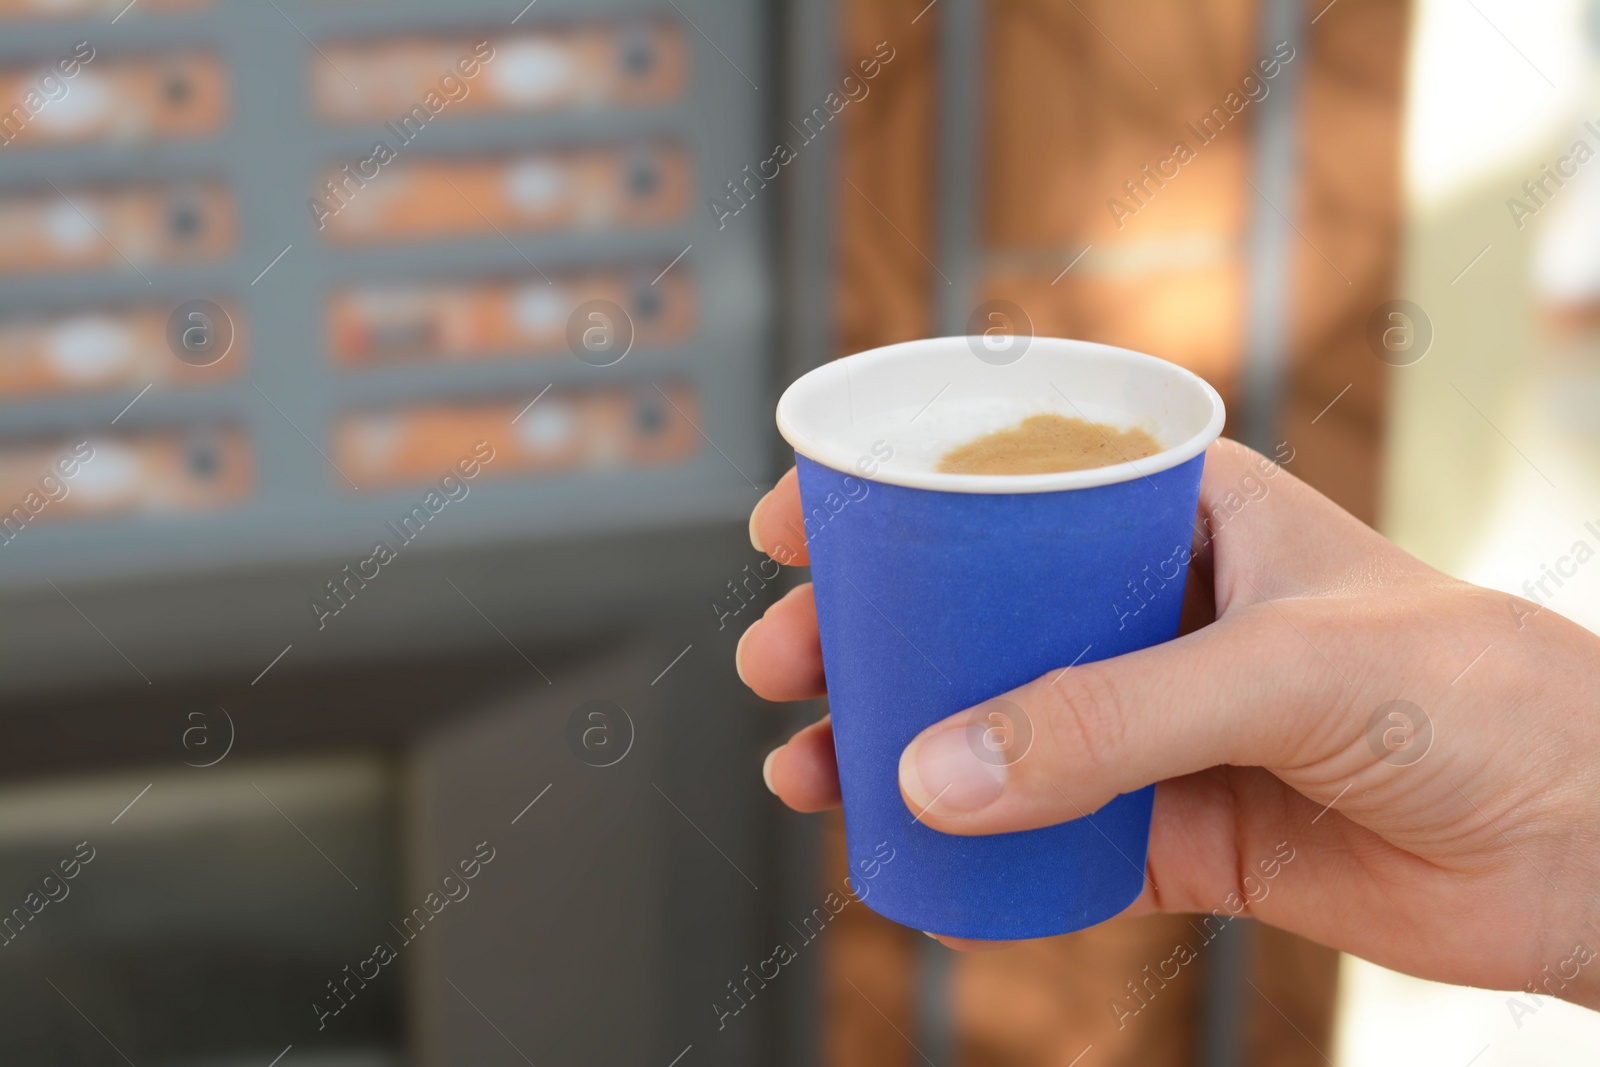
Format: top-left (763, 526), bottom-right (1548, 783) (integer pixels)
top-left (1039, 662), bottom-right (1128, 779)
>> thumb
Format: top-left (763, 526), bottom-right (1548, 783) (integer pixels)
top-left (897, 607), bottom-right (1349, 835)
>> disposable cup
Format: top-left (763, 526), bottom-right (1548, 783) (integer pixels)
top-left (775, 336), bottom-right (1225, 939)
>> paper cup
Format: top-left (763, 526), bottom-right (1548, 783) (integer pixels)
top-left (775, 336), bottom-right (1225, 939)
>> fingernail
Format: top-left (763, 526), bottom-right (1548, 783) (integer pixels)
top-left (901, 726), bottom-right (1006, 814)
top-left (922, 931), bottom-right (940, 940)
top-left (748, 505), bottom-right (765, 553)
top-left (762, 747), bottom-right (780, 794)
top-left (734, 622), bottom-right (757, 687)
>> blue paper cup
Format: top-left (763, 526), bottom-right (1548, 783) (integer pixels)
top-left (775, 337), bottom-right (1225, 940)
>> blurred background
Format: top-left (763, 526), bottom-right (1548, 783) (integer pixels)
top-left (0, 0), bottom-right (1597, 1064)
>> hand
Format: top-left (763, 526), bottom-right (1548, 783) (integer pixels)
top-left (739, 438), bottom-right (1600, 1006)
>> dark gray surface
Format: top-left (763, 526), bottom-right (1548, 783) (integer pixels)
top-left (0, 592), bottom-right (786, 1065)
top-left (1238, 0), bottom-right (1308, 455)
top-left (0, 518), bottom-right (761, 698)
top-left (934, 0), bottom-right (983, 335)
top-left (405, 646), bottom-right (678, 1066)
top-left (403, 630), bottom-right (781, 1065)
top-left (0, 755), bottom-right (399, 1064)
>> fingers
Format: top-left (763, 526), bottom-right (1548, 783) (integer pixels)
top-left (1176, 544), bottom-right (1217, 637)
top-left (763, 717), bottom-right (841, 812)
top-left (741, 469), bottom-right (823, 701)
top-left (750, 467), bottom-right (809, 566)
top-left (1195, 439), bottom-right (1402, 604)
top-left (897, 607), bottom-right (1347, 836)
top-left (737, 584), bottom-right (826, 702)
top-left (880, 439), bottom-right (1398, 836)
top-left (924, 933), bottom-right (1015, 952)
top-left (739, 570), bottom-right (834, 812)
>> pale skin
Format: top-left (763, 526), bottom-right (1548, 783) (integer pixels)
top-left (738, 438), bottom-right (1600, 1010)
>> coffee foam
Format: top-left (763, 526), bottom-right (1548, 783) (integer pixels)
top-left (844, 395), bottom-right (1165, 476)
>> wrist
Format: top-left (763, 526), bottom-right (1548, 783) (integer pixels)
top-left (1522, 924), bottom-right (1600, 1012)
top-left (1569, 946), bottom-right (1600, 1013)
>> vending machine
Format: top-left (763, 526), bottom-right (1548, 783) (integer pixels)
top-left (0, 2), bottom-right (813, 1064)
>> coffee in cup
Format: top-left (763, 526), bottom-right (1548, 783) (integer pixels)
top-left (936, 413), bottom-right (1162, 475)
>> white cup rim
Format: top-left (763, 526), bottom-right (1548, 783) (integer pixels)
top-left (776, 336), bottom-right (1227, 494)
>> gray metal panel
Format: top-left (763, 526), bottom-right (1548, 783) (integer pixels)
top-left (1237, 0), bottom-right (1308, 455)
top-left (0, 0), bottom-right (776, 682)
top-left (0, 0), bottom-right (772, 577)
top-left (403, 648), bottom-right (673, 1066)
top-left (0, 518), bottom-right (756, 699)
top-left (934, 0), bottom-right (983, 338)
